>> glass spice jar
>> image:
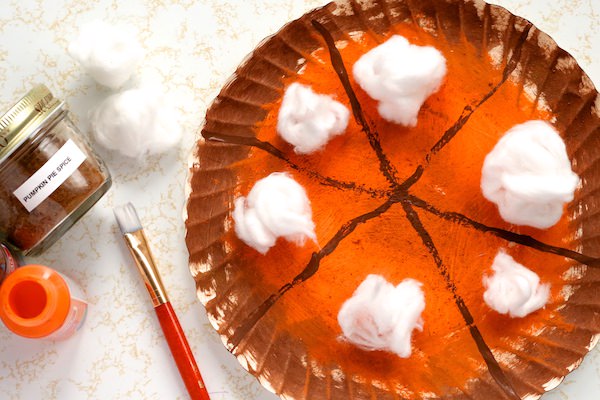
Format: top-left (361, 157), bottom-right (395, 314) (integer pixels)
top-left (0, 242), bottom-right (22, 285)
top-left (0, 85), bottom-right (111, 255)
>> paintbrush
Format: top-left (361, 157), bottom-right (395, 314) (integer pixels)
top-left (114, 202), bottom-right (210, 400)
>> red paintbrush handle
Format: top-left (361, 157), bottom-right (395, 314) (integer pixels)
top-left (155, 302), bottom-right (211, 400)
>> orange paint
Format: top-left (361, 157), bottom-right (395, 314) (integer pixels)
top-left (0, 264), bottom-right (88, 340)
top-left (227, 22), bottom-right (576, 396)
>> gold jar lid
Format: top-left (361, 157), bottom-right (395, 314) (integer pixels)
top-left (0, 85), bottom-right (64, 163)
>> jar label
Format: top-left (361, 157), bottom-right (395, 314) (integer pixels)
top-left (13, 139), bottom-right (87, 212)
top-left (47, 271), bottom-right (88, 341)
top-left (47, 297), bottom-right (88, 341)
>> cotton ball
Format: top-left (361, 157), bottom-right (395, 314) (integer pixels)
top-left (68, 20), bottom-right (143, 89)
top-left (483, 250), bottom-right (550, 318)
top-left (337, 274), bottom-right (425, 358)
top-left (481, 120), bottom-right (579, 229)
top-left (352, 35), bottom-right (446, 126)
top-left (277, 83), bottom-right (349, 154)
top-left (89, 87), bottom-right (182, 158)
top-left (233, 172), bottom-right (316, 254)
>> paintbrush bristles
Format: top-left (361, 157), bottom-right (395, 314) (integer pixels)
top-left (114, 202), bottom-right (143, 234)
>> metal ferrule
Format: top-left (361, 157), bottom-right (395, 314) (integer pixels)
top-left (123, 230), bottom-right (169, 307)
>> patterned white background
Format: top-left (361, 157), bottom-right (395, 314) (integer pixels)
top-left (0, 0), bottom-right (598, 399)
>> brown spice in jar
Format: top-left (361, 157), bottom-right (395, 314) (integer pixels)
top-left (0, 112), bottom-right (109, 254)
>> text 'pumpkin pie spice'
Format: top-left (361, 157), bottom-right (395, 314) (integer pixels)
top-left (0, 85), bottom-right (111, 255)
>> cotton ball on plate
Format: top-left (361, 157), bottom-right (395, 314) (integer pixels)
top-left (352, 35), bottom-right (446, 126)
top-left (69, 20), bottom-right (143, 89)
top-left (337, 274), bottom-right (425, 358)
top-left (233, 172), bottom-right (316, 254)
top-left (90, 87), bottom-right (182, 158)
top-left (277, 83), bottom-right (349, 154)
top-left (481, 120), bottom-right (579, 229)
top-left (483, 250), bottom-right (550, 318)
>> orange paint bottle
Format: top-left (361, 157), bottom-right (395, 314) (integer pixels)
top-left (0, 264), bottom-right (88, 340)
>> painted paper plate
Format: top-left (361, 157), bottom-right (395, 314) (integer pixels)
top-left (185, 0), bottom-right (600, 398)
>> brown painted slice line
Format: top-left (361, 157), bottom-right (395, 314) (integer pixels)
top-left (184, 0), bottom-right (600, 399)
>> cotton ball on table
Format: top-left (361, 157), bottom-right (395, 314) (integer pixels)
top-left (352, 35), bottom-right (446, 126)
top-left (277, 83), bottom-right (349, 154)
top-left (233, 172), bottom-right (316, 254)
top-left (483, 250), bottom-right (550, 318)
top-left (337, 274), bottom-right (425, 358)
top-left (481, 120), bottom-right (579, 229)
top-left (90, 87), bottom-right (182, 158)
top-left (68, 20), bottom-right (143, 89)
